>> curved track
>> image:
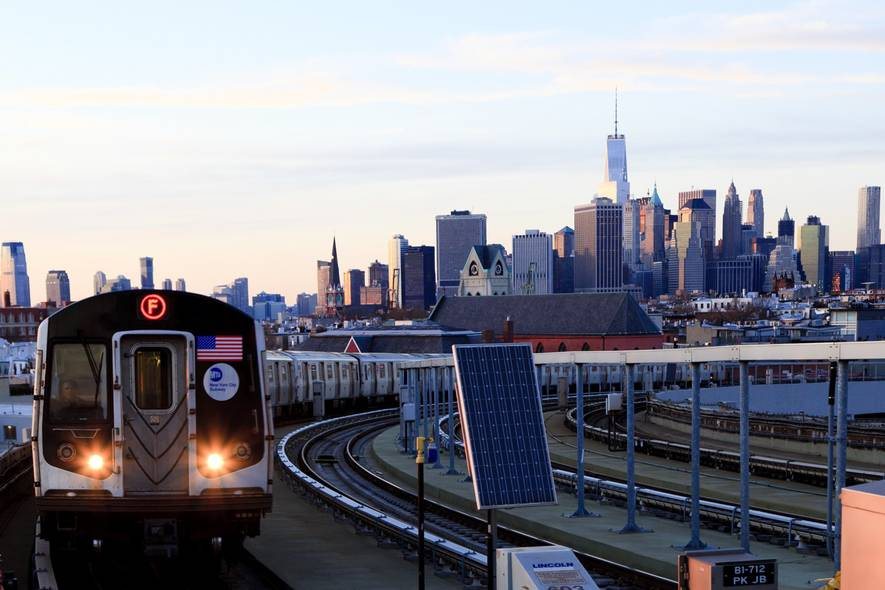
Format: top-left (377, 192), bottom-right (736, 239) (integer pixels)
top-left (280, 409), bottom-right (676, 590)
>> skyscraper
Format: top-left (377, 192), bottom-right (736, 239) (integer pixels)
top-left (623, 199), bottom-right (641, 270)
top-left (368, 260), bottom-right (388, 289)
top-left (669, 220), bottom-right (705, 295)
top-left (857, 186), bottom-right (882, 250)
top-left (596, 92), bottom-right (629, 206)
top-left (512, 230), bottom-right (553, 295)
top-left (175, 278), bottom-right (186, 292)
top-left (139, 257), bottom-right (154, 290)
top-left (677, 189), bottom-right (716, 253)
top-left (553, 226), bottom-right (575, 258)
top-left (316, 260), bottom-right (330, 315)
top-left (388, 234), bottom-right (409, 309)
top-left (799, 215), bottom-right (829, 292)
top-left (343, 269), bottom-right (365, 306)
top-left (296, 293), bottom-right (317, 316)
top-left (777, 208), bottom-right (795, 248)
top-left (641, 185), bottom-right (666, 266)
top-left (231, 277), bottom-right (249, 313)
top-left (747, 189), bottom-right (764, 237)
top-left (94, 271), bottom-right (107, 295)
top-left (721, 182), bottom-right (743, 259)
top-left (401, 245), bottom-right (436, 310)
top-left (0, 243), bottom-right (30, 307)
top-left (574, 197), bottom-right (623, 292)
top-left (46, 270), bottom-right (71, 307)
top-left (161, 278), bottom-right (172, 290)
top-left (679, 198), bottom-right (715, 261)
top-left (435, 210), bottom-right (487, 298)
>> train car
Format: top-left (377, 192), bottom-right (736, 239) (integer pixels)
top-left (31, 290), bottom-right (273, 555)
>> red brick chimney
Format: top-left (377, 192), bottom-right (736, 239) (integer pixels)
top-left (503, 316), bottom-right (514, 343)
top-left (481, 329), bottom-right (495, 343)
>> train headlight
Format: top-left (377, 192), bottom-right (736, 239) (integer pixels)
top-left (207, 453), bottom-right (224, 471)
top-left (87, 454), bottom-right (104, 470)
top-left (57, 443), bottom-right (76, 463)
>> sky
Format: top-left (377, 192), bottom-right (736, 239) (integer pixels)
top-left (2, 1), bottom-right (884, 302)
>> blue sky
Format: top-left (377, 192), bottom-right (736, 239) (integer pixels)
top-left (2, 1), bottom-right (884, 301)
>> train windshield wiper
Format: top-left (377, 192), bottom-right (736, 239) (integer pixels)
top-left (80, 340), bottom-right (103, 408)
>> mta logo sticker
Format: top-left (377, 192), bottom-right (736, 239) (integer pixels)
top-left (203, 363), bottom-right (239, 401)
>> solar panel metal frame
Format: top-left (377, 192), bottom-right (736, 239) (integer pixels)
top-left (452, 343), bottom-right (557, 510)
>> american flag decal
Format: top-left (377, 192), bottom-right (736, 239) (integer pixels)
top-left (196, 336), bottom-right (243, 361)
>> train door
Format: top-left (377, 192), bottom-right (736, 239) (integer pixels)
top-left (119, 335), bottom-right (190, 495)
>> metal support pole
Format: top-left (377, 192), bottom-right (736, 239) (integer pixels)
top-left (826, 362), bottom-right (836, 559)
top-left (618, 363), bottom-right (648, 533)
top-left (739, 361), bottom-right (750, 552)
top-left (681, 362), bottom-right (706, 549)
top-left (421, 369), bottom-right (429, 440)
top-left (446, 367), bottom-right (459, 475)
top-left (416, 436), bottom-right (426, 590)
top-left (487, 509), bottom-right (497, 590)
top-left (569, 363), bottom-right (596, 517)
top-left (834, 360), bottom-right (848, 570)
top-left (432, 368), bottom-right (442, 468)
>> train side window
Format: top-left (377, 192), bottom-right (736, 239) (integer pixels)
top-left (48, 343), bottom-right (108, 422)
top-left (134, 348), bottom-right (173, 410)
top-left (379, 364), bottom-right (386, 379)
top-left (341, 365), bottom-right (348, 379)
top-left (3, 425), bottom-right (15, 441)
top-left (326, 364), bottom-right (333, 379)
top-left (310, 364), bottom-right (317, 380)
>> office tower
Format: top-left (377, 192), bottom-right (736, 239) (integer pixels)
top-left (747, 189), bottom-right (764, 237)
top-left (343, 269), bottom-right (365, 306)
top-left (596, 92), bottom-right (630, 207)
top-left (139, 257), bottom-right (154, 290)
top-left (161, 278), bottom-right (172, 290)
top-left (669, 220), bottom-right (705, 295)
top-left (0, 243), bottom-right (30, 307)
top-left (799, 216), bottom-right (829, 292)
top-left (230, 277), bottom-right (249, 313)
top-left (368, 260), bottom-right (388, 289)
top-left (641, 185), bottom-right (666, 266)
top-left (777, 208), bottom-right (795, 248)
top-left (435, 210), bottom-right (487, 298)
top-left (721, 182), bottom-right (743, 259)
top-left (296, 292), bottom-right (317, 316)
top-left (623, 199), bottom-right (641, 270)
top-left (211, 284), bottom-right (233, 304)
top-left (324, 238), bottom-right (344, 315)
top-left (554, 226), bottom-right (575, 258)
top-left (766, 244), bottom-right (799, 291)
top-left (46, 270), bottom-right (71, 307)
top-left (553, 255), bottom-right (574, 293)
top-left (104, 275), bottom-right (132, 293)
top-left (753, 236), bottom-right (777, 260)
top-left (706, 255), bottom-right (765, 296)
top-left (679, 198), bottom-right (715, 261)
top-left (175, 278), bottom-right (186, 291)
top-left (388, 234), bottom-right (409, 309)
top-left (316, 261), bottom-right (330, 315)
top-left (401, 245), bottom-right (436, 310)
top-left (741, 224), bottom-right (757, 257)
top-left (574, 197), bottom-right (623, 292)
top-left (829, 250), bottom-right (856, 292)
top-left (678, 189), bottom-right (716, 250)
top-left (512, 230), bottom-right (553, 295)
top-left (857, 186), bottom-right (882, 250)
top-left (94, 271), bottom-right (107, 295)
top-left (252, 292), bottom-right (286, 322)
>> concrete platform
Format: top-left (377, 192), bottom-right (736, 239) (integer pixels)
top-left (246, 426), bottom-right (462, 590)
top-left (372, 426), bottom-right (835, 589)
top-left (547, 411), bottom-right (829, 520)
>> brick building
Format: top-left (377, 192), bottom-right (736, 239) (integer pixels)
top-left (429, 293), bottom-right (664, 352)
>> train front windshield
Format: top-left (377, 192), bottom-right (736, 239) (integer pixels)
top-left (48, 343), bottom-right (108, 423)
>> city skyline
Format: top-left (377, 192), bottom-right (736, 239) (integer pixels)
top-left (3, 2), bottom-right (884, 301)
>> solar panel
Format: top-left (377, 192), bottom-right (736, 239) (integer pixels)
top-left (452, 343), bottom-right (557, 510)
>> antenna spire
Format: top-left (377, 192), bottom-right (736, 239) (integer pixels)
top-left (614, 87), bottom-right (618, 137)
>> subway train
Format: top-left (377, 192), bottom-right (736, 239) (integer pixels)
top-left (31, 291), bottom-right (273, 555)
